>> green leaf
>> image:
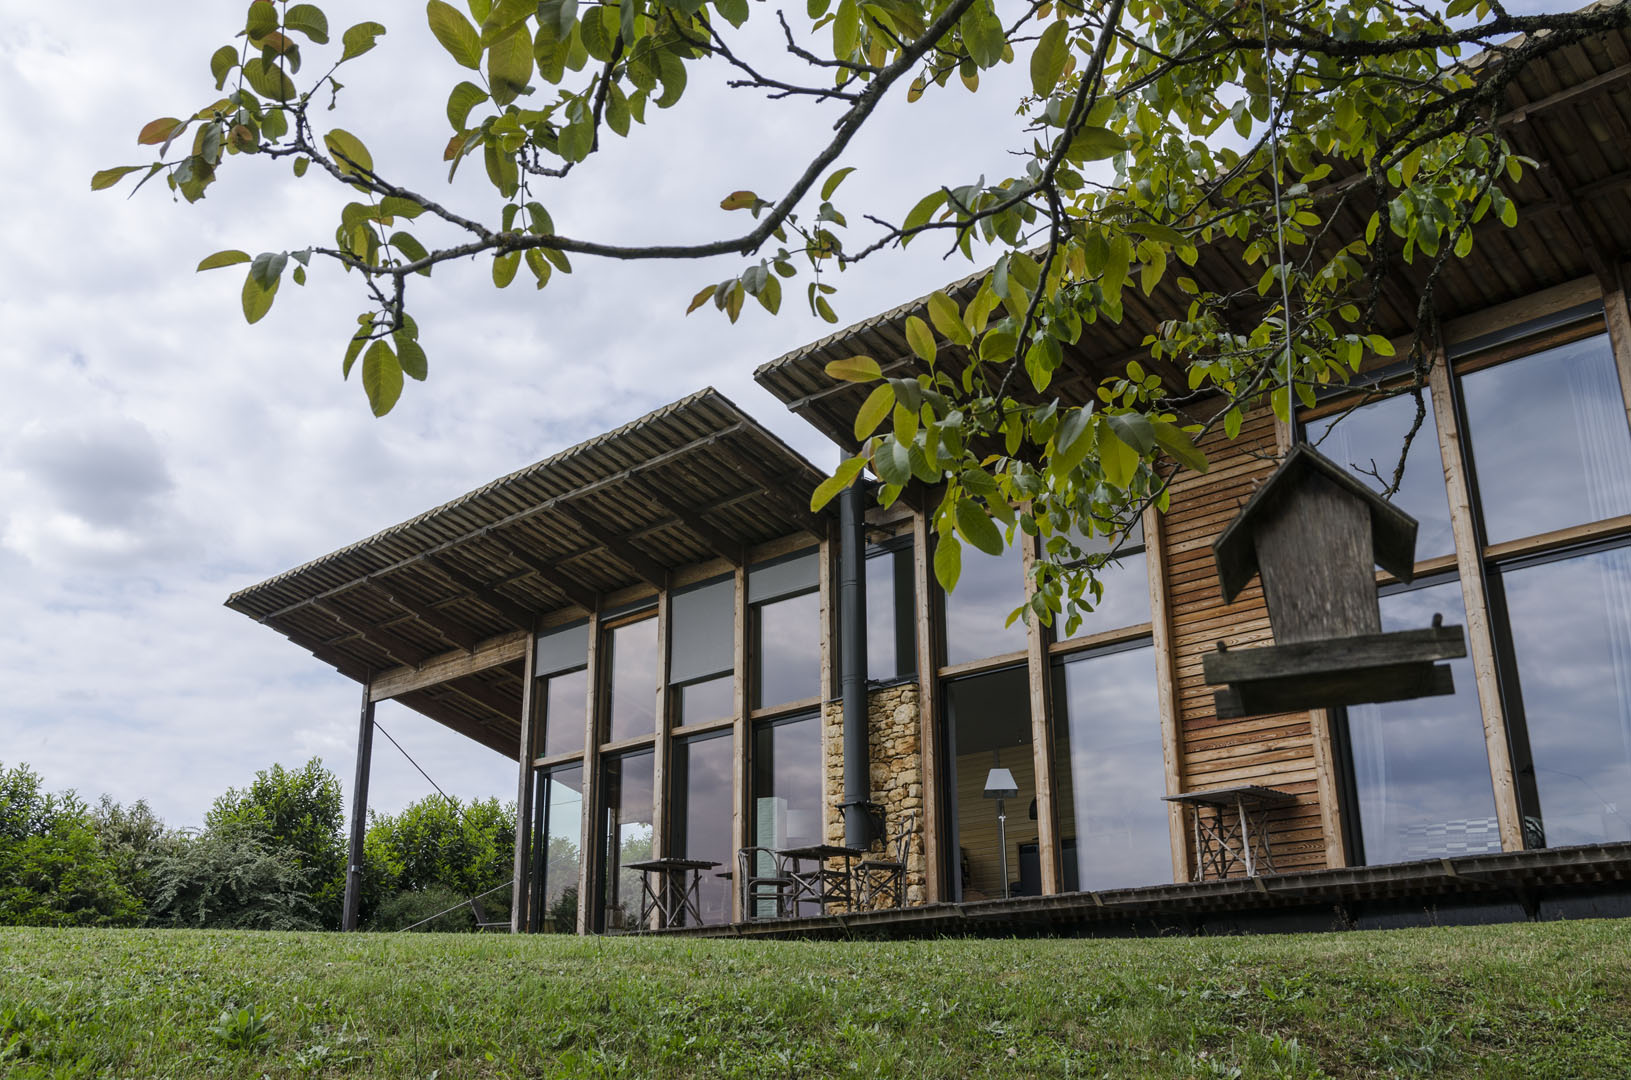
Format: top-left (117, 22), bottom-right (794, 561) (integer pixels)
top-left (486, 22), bottom-right (533, 105)
top-left (873, 436), bottom-right (913, 486)
top-left (390, 231), bottom-right (430, 273)
top-left (926, 292), bottom-right (970, 346)
top-left (1030, 19), bottom-right (1068, 96)
top-left (821, 166), bottom-right (855, 201)
top-left (1223, 406), bottom-right (1242, 440)
top-left (537, 0), bottom-right (579, 36)
top-left (492, 250), bottom-right (521, 287)
top-left (323, 128), bottom-right (373, 177)
top-left (1151, 419), bottom-right (1208, 473)
top-left (343, 331), bottom-right (368, 377)
top-left (137, 117), bottom-right (184, 146)
top-left (284, 4), bottom-right (330, 42)
top-left (955, 498), bottom-right (1004, 556)
top-left (242, 58), bottom-right (296, 100)
top-left (605, 81), bottom-right (631, 136)
top-left (246, 1), bottom-right (278, 38)
top-left (241, 267), bottom-right (280, 324)
top-left (825, 355), bottom-right (883, 382)
top-left (904, 315), bottom-right (936, 364)
top-left (1107, 412), bottom-right (1155, 453)
top-left (714, 0), bottom-right (749, 26)
top-left (427, 0), bottom-right (482, 67)
top-left (210, 45), bottom-right (241, 89)
top-left (1064, 125), bottom-right (1128, 163)
top-left (933, 531), bottom-right (962, 591)
top-left (361, 339), bottom-right (404, 415)
top-left (902, 190), bottom-right (946, 240)
top-left (811, 455), bottom-right (867, 511)
top-left (686, 284), bottom-right (716, 313)
top-left (854, 383), bottom-right (895, 440)
top-left (197, 249), bottom-right (252, 271)
top-left (446, 80), bottom-right (489, 129)
top-left (394, 329), bottom-right (429, 381)
top-left (1365, 334), bottom-right (1396, 357)
top-left (248, 251), bottom-right (287, 291)
top-left (1097, 418), bottom-right (1139, 488)
top-left (340, 21), bottom-right (386, 61)
top-left (720, 190), bottom-right (758, 211)
top-left (978, 330), bottom-right (1017, 364)
top-left (90, 166), bottom-right (144, 191)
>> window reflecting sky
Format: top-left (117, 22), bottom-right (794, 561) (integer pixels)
top-left (677, 674), bottom-right (733, 727)
top-left (943, 540), bottom-right (1027, 665)
top-left (541, 667), bottom-right (587, 759)
top-left (1305, 386), bottom-right (1454, 561)
top-left (605, 618), bottom-right (658, 743)
top-left (535, 764), bottom-right (582, 932)
top-left (670, 578), bottom-right (733, 683)
top-left (1053, 645), bottom-right (1169, 890)
top-left (1345, 580), bottom-right (1498, 863)
top-left (1502, 548), bottom-right (1631, 846)
top-left (1461, 333), bottom-right (1631, 546)
top-left (1059, 550), bottom-right (1150, 641)
top-left (601, 750), bottom-right (654, 929)
top-left (753, 591), bottom-right (820, 708)
top-left (753, 715), bottom-right (822, 850)
top-left (866, 547), bottom-right (916, 681)
top-left (673, 731), bottom-right (733, 924)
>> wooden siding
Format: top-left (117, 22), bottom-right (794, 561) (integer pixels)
top-left (1162, 411), bottom-right (1329, 874)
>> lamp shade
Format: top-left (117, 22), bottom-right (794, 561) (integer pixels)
top-left (983, 768), bottom-right (1018, 799)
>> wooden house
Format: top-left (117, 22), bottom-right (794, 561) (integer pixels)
top-left (229, 24), bottom-right (1631, 934)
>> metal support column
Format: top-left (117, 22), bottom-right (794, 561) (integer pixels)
top-left (341, 680), bottom-right (375, 931)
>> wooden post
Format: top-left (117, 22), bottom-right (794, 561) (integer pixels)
top-left (1600, 264), bottom-right (1631, 431)
top-left (576, 608), bottom-right (603, 933)
top-left (651, 587), bottom-right (672, 868)
top-left (818, 532), bottom-right (839, 844)
top-left (341, 679), bottom-right (374, 931)
top-left (730, 564), bottom-right (749, 922)
top-left (510, 620), bottom-right (540, 932)
top-left (1021, 530), bottom-right (1060, 895)
top-left (1142, 505), bottom-right (1190, 883)
top-left (1430, 353), bottom-right (1525, 851)
top-left (911, 512), bottom-right (942, 902)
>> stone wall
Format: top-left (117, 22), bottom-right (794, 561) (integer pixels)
top-left (822, 682), bottom-right (928, 907)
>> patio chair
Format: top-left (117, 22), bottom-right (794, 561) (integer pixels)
top-left (857, 810), bottom-right (916, 910)
top-left (737, 846), bottom-right (793, 920)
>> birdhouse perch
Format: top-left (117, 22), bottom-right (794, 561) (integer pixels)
top-left (1203, 443), bottom-right (1467, 719)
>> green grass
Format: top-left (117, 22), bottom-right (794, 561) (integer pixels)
top-left (2, 920), bottom-right (1629, 1078)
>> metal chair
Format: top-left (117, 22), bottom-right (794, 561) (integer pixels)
top-left (857, 810), bottom-right (916, 910)
top-left (737, 846), bottom-right (793, 920)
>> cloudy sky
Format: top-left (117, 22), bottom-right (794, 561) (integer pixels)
top-left (0, 2), bottom-right (1030, 827)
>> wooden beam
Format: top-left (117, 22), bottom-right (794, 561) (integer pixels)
top-left (341, 680), bottom-right (374, 932)
top-left (425, 555), bottom-right (538, 630)
top-left (731, 564), bottom-right (749, 922)
top-left (1142, 505), bottom-right (1190, 884)
top-left (1021, 531), bottom-right (1061, 896)
top-left (718, 443), bottom-right (827, 540)
top-left (911, 512), bottom-right (942, 902)
top-left (630, 478), bottom-right (746, 566)
top-left (490, 538), bottom-right (600, 613)
top-left (577, 608), bottom-right (604, 934)
top-left (512, 618), bottom-right (539, 932)
top-left (314, 601), bottom-right (426, 668)
top-left (556, 505), bottom-right (671, 590)
top-left (651, 586), bottom-right (673, 894)
top-left (443, 676), bottom-right (525, 724)
top-left (363, 582), bottom-right (484, 653)
top-left (1600, 262), bottom-right (1631, 437)
top-left (369, 631), bottom-right (528, 701)
top-left (1500, 63), bottom-right (1631, 126)
top-left (1430, 353), bottom-right (1525, 851)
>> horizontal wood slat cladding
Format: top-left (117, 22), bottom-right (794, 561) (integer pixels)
top-left (1161, 411), bottom-right (1330, 874)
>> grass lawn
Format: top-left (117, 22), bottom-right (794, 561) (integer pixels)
top-left (2, 920), bottom-right (1629, 1078)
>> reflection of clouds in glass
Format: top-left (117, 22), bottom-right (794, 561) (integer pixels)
top-left (604, 751), bottom-right (655, 928)
top-left (678, 733), bottom-right (734, 924)
top-left (541, 766), bottom-right (584, 921)
top-left (542, 667), bottom-right (588, 758)
top-left (1307, 388), bottom-right (1454, 560)
top-left (1503, 550), bottom-right (1631, 845)
top-left (1461, 334), bottom-right (1631, 546)
top-left (1061, 551), bottom-right (1150, 640)
top-left (754, 716), bottom-right (822, 850)
top-left (944, 542), bottom-right (1026, 665)
top-left (1347, 581), bottom-right (1499, 862)
top-left (1056, 646), bottom-right (1169, 890)
top-left (755, 591), bottom-right (820, 708)
top-left (677, 674), bottom-right (733, 727)
top-left (607, 619), bottom-right (658, 743)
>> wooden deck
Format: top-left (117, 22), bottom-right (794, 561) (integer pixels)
top-left (646, 842), bottom-right (1631, 939)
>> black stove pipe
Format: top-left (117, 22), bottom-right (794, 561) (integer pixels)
top-left (838, 480), bottom-right (874, 849)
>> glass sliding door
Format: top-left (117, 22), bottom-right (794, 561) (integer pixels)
top-left (599, 750), bottom-right (654, 931)
top-left (1052, 643), bottom-right (1169, 890)
top-left (943, 666), bottom-right (1033, 901)
top-left (530, 764), bottom-right (584, 932)
top-left (671, 730), bottom-right (734, 924)
top-left (750, 712), bottom-right (822, 918)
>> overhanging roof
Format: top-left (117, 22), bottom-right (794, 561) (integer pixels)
top-left (227, 389), bottom-right (831, 756)
top-left (755, 20), bottom-right (1631, 447)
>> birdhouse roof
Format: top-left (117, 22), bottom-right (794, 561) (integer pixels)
top-left (1213, 443), bottom-right (1419, 603)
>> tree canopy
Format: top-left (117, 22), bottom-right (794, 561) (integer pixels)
top-left (97, 0), bottom-right (1631, 628)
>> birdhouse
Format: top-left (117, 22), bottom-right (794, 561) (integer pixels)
top-left (1203, 443), bottom-right (1467, 719)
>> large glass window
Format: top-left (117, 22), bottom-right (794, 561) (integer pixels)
top-left (1335, 578), bottom-right (1500, 863)
top-left (599, 750), bottom-right (654, 930)
top-left (751, 713), bottom-right (823, 852)
top-left (1305, 386), bottom-right (1455, 560)
top-left (942, 540), bottom-right (1026, 666)
top-left (671, 731), bottom-right (734, 924)
top-left (530, 764), bottom-right (583, 932)
top-left (750, 552), bottom-right (820, 709)
top-left (943, 666), bottom-right (1033, 900)
top-left (1499, 546), bottom-right (1631, 847)
top-left (1461, 333), bottom-right (1631, 546)
top-left (603, 616), bottom-right (658, 744)
top-left (1055, 517), bottom-right (1151, 640)
top-left (670, 577), bottom-right (735, 727)
top-left (866, 543), bottom-right (917, 682)
top-left (534, 622), bottom-right (589, 758)
top-left (1052, 643), bottom-right (1169, 890)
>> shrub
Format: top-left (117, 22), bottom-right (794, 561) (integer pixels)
top-left (0, 763), bottom-right (143, 927)
top-left (143, 829), bottom-right (319, 931)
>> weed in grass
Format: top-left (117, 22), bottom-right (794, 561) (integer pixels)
top-left (1369, 1018), bottom-right (1463, 1075)
top-left (210, 1002), bottom-right (273, 1052)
